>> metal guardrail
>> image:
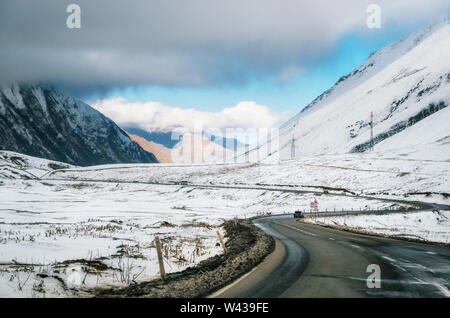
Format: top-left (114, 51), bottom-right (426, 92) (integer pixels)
top-left (304, 207), bottom-right (417, 218)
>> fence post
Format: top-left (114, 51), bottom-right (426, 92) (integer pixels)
top-left (217, 230), bottom-right (227, 252)
top-left (155, 236), bottom-right (166, 281)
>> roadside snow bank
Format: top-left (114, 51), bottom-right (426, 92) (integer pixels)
top-left (304, 210), bottom-right (450, 244)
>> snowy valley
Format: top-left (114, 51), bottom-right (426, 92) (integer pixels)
top-left (0, 18), bottom-right (450, 298)
top-left (0, 147), bottom-right (449, 297)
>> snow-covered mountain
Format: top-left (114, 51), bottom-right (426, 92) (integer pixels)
top-left (0, 83), bottom-right (158, 166)
top-left (127, 132), bottom-right (173, 163)
top-left (126, 126), bottom-right (247, 163)
top-left (252, 19), bottom-right (450, 162)
top-left (170, 132), bottom-right (240, 163)
top-left (124, 127), bottom-right (181, 149)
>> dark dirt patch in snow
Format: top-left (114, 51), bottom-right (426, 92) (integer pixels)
top-left (93, 219), bottom-right (275, 298)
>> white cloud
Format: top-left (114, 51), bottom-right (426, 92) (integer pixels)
top-left (91, 98), bottom-right (285, 131)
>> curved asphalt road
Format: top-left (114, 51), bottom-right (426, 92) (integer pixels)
top-left (213, 216), bottom-right (450, 298)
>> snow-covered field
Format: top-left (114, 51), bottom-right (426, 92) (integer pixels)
top-left (304, 210), bottom-right (450, 244)
top-left (0, 149), bottom-right (449, 297)
top-left (0, 179), bottom-right (377, 298)
top-left (45, 144), bottom-right (450, 204)
top-left (0, 178), bottom-right (235, 298)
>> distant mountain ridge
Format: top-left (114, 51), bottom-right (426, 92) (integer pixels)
top-left (127, 133), bottom-right (173, 163)
top-left (124, 126), bottom-right (248, 163)
top-left (0, 83), bottom-right (158, 166)
top-left (124, 126), bottom-right (247, 150)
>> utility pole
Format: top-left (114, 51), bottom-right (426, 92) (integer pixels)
top-left (291, 123), bottom-right (296, 159)
top-left (370, 111), bottom-right (374, 151)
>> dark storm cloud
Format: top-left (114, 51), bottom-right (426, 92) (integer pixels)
top-left (0, 0), bottom-right (449, 96)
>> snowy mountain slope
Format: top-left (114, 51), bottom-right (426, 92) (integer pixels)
top-left (124, 127), bottom-right (181, 149)
top-left (127, 132), bottom-right (173, 163)
top-left (0, 84), bottom-right (158, 166)
top-left (0, 150), bottom-right (72, 179)
top-left (252, 19), bottom-right (450, 161)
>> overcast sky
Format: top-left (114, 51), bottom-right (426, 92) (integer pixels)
top-left (1, 0), bottom-right (449, 131)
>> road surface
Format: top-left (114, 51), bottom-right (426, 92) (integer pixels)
top-left (212, 216), bottom-right (450, 298)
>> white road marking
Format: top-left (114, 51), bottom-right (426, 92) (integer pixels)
top-left (411, 276), bottom-right (450, 297)
top-left (274, 219), bottom-right (449, 297)
top-left (382, 256), bottom-right (396, 263)
top-left (386, 257), bottom-right (448, 296)
top-left (399, 258), bottom-right (436, 274)
top-left (274, 222), bottom-right (318, 237)
top-left (431, 282), bottom-right (450, 297)
top-left (347, 277), bottom-right (450, 296)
